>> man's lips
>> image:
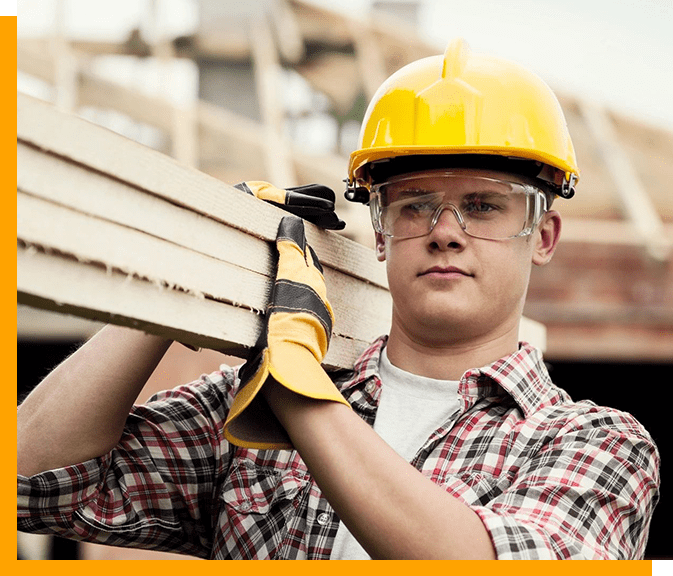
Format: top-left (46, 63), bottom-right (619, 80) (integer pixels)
top-left (418, 266), bottom-right (472, 277)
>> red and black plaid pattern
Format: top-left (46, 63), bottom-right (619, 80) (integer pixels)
top-left (18, 338), bottom-right (660, 559)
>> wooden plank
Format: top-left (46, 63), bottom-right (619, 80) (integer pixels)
top-left (17, 95), bottom-right (392, 368)
top-left (272, 0), bottom-right (305, 63)
top-left (17, 144), bottom-right (390, 345)
top-left (17, 244), bottom-right (373, 370)
top-left (171, 103), bottom-right (199, 167)
top-left (17, 93), bottom-right (388, 289)
top-left (16, 142), bottom-right (273, 277)
top-left (17, 192), bottom-right (271, 312)
top-left (18, 305), bottom-right (103, 341)
top-left (17, 244), bottom-right (261, 354)
top-left (17, 41), bottom-right (57, 84)
top-left (349, 23), bottom-right (387, 100)
top-left (16, 189), bottom-right (390, 347)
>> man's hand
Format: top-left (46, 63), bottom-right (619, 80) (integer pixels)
top-left (235, 181), bottom-right (346, 230)
top-left (224, 216), bottom-right (350, 450)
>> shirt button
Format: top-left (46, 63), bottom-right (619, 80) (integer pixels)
top-left (365, 381), bottom-right (376, 394)
top-left (317, 512), bottom-right (330, 525)
top-left (239, 501), bottom-right (252, 512)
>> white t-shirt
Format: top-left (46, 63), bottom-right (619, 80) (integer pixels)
top-left (330, 347), bottom-right (460, 559)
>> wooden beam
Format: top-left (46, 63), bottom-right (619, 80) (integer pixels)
top-left (19, 44), bottom-right (331, 166)
top-left (580, 100), bottom-right (671, 262)
top-left (17, 244), bottom-right (264, 355)
top-left (19, 42), bottom-right (355, 241)
top-left (51, 0), bottom-right (78, 113)
top-left (145, 0), bottom-right (199, 169)
top-left (17, 93), bottom-right (391, 369)
top-left (19, 42), bottom-right (351, 193)
top-left (249, 17), bottom-right (296, 187)
top-left (18, 305), bottom-right (102, 341)
top-left (272, 0), bottom-right (305, 64)
top-left (560, 217), bottom-right (673, 246)
top-left (349, 23), bottom-right (387, 100)
top-left (544, 323), bottom-right (673, 363)
top-left (18, 94), bottom-right (381, 281)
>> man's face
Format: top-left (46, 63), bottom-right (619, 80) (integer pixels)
top-left (374, 169), bottom-right (561, 347)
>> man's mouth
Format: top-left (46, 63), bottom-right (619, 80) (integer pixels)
top-left (418, 266), bottom-right (472, 278)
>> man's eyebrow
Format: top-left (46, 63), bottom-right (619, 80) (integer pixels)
top-left (464, 189), bottom-right (511, 199)
top-left (394, 187), bottom-right (439, 199)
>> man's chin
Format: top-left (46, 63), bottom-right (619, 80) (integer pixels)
top-left (416, 309), bottom-right (476, 339)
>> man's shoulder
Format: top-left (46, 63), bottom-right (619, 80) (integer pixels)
top-left (533, 391), bottom-right (657, 453)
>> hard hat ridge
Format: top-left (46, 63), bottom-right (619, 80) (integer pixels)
top-left (441, 36), bottom-right (470, 79)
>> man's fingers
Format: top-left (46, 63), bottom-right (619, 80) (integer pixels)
top-left (312, 212), bottom-right (346, 231)
top-left (236, 181), bottom-right (346, 230)
top-left (287, 184), bottom-right (336, 202)
top-left (284, 190), bottom-right (334, 211)
top-left (276, 216), bottom-right (307, 254)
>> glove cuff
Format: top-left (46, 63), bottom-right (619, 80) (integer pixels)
top-left (224, 351), bottom-right (292, 450)
top-left (267, 342), bottom-right (350, 407)
top-left (223, 345), bottom-right (350, 450)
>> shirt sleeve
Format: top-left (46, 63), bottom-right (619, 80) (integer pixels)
top-left (17, 365), bottom-right (239, 559)
top-left (471, 406), bottom-right (660, 559)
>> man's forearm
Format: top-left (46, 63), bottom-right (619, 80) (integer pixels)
top-left (263, 382), bottom-right (497, 560)
top-left (17, 325), bottom-right (172, 477)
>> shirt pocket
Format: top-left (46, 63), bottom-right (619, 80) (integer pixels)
top-left (222, 460), bottom-right (307, 514)
top-left (218, 458), bottom-right (310, 558)
top-left (439, 471), bottom-right (510, 506)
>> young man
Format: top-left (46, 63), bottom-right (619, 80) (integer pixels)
top-left (17, 40), bottom-right (659, 559)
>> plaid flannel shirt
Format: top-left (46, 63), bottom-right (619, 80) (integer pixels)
top-left (17, 337), bottom-right (660, 559)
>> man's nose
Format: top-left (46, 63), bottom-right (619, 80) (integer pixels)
top-left (433, 204), bottom-right (468, 232)
top-left (426, 206), bottom-right (468, 248)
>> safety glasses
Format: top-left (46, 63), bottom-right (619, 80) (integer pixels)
top-left (369, 173), bottom-right (548, 240)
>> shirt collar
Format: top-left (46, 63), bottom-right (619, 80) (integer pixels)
top-left (339, 337), bottom-right (564, 418)
top-left (343, 335), bottom-right (388, 389)
top-left (464, 343), bottom-right (564, 417)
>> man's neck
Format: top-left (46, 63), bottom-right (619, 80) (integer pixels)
top-left (385, 321), bottom-right (520, 381)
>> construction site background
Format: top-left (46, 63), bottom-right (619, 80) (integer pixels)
top-left (17, 0), bottom-right (672, 560)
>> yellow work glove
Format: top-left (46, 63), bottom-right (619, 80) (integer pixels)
top-left (224, 216), bottom-right (350, 450)
top-left (234, 181), bottom-right (346, 230)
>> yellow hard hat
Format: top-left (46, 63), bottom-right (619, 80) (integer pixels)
top-left (346, 39), bottom-right (579, 201)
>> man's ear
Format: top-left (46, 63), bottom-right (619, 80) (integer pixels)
top-left (375, 232), bottom-right (386, 262)
top-left (532, 210), bottom-right (562, 266)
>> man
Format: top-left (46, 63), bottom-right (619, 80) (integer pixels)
top-left (17, 39), bottom-right (659, 559)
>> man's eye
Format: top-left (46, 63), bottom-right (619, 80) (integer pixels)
top-left (465, 201), bottom-right (492, 212)
top-left (463, 199), bottom-right (501, 215)
top-left (402, 200), bottom-right (435, 213)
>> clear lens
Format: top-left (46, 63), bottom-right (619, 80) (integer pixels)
top-left (370, 173), bottom-right (545, 240)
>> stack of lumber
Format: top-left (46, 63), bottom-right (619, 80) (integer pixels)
top-left (17, 93), bottom-right (392, 369)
